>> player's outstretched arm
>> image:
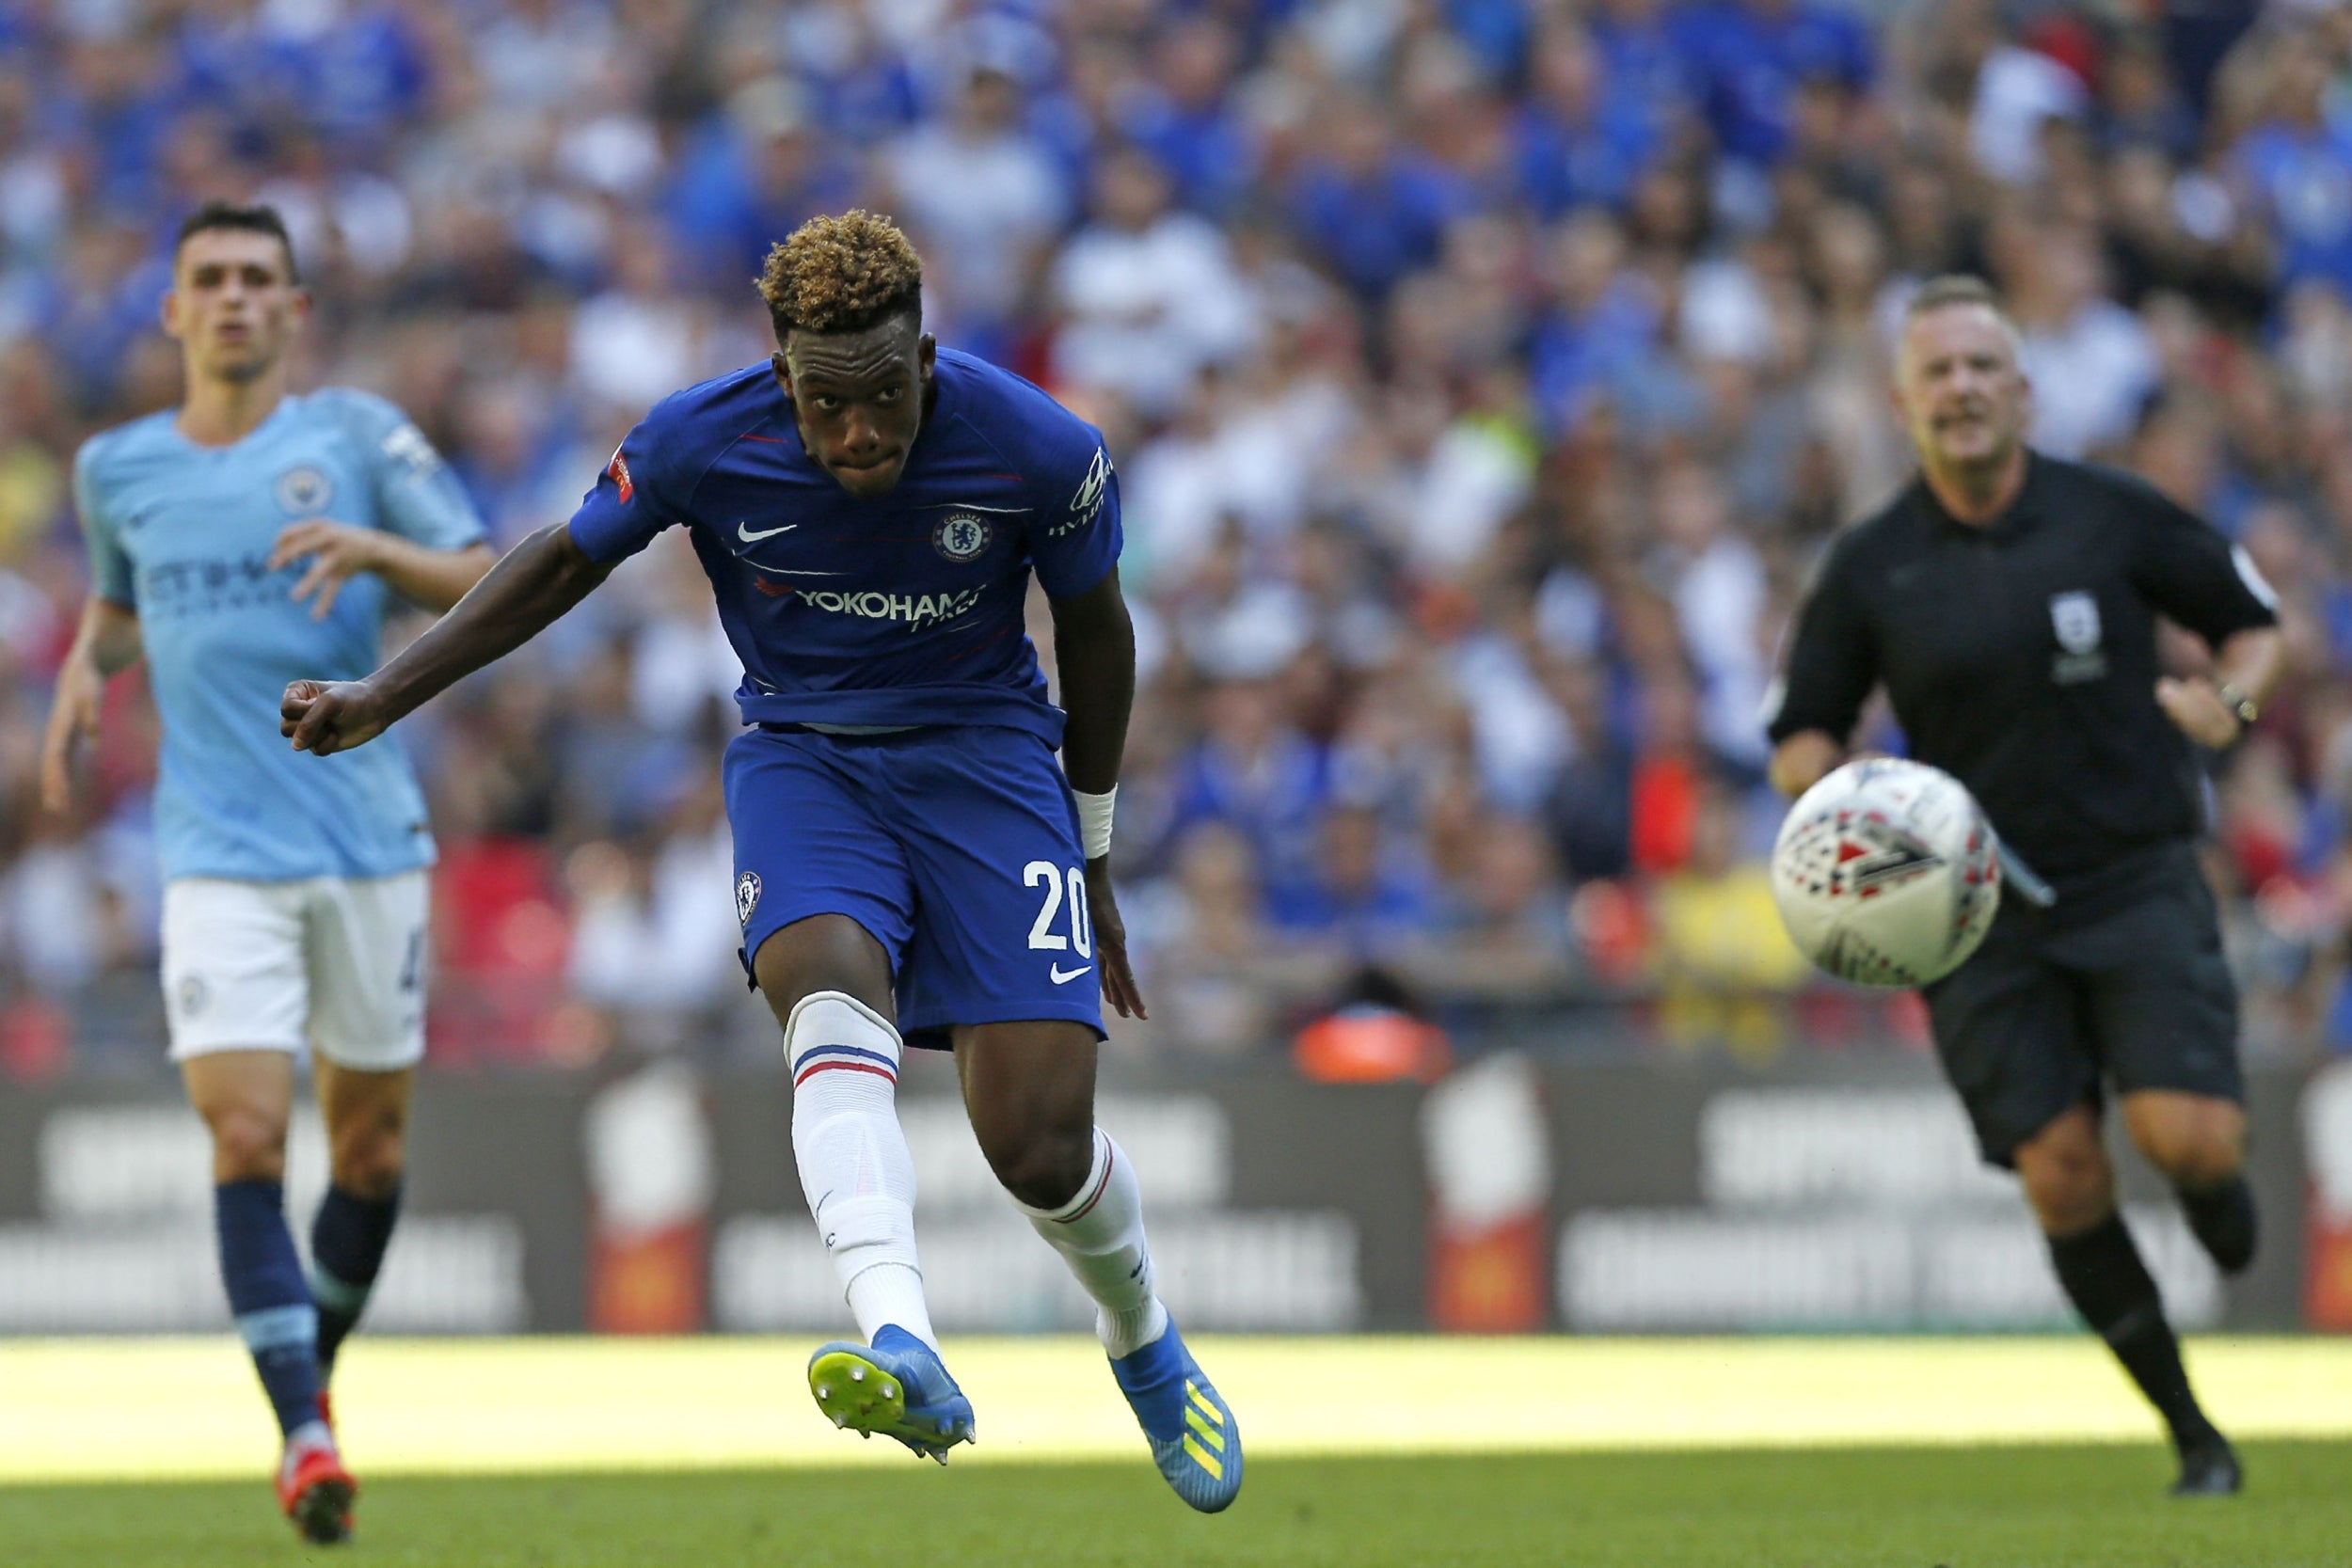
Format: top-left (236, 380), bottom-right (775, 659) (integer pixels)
top-left (40, 597), bottom-right (141, 812)
top-left (1049, 568), bottom-right (1146, 1020)
top-left (281, 522), bottom-right (613, 756)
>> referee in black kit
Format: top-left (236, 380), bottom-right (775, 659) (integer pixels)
top-left (1767, 276), bottom-right (2280, 1496)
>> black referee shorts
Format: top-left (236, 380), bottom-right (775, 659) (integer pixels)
top-left (1919, 841), bottom-right (2244, 1168)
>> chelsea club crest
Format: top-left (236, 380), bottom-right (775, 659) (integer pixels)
top-left (932, 512), bottom-right (992, 562)
top-left (276, 466), bottom-right (333, 515)
top-left (735, 871), bottom-right (762, 927)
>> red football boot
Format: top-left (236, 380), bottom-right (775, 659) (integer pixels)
top-left (277, 1433), bottom-right (357, 1544)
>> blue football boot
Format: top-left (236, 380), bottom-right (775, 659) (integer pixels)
top-left (1109, 1319), bottom-right (1242, 1512)
top-left (807, 1325), bottom-right (976, 1464)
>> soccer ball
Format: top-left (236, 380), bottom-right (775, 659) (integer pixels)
top-left (1770, 757), bottom-right (2001, 988)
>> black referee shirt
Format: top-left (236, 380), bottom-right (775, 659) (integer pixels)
top-left (1767, 453), bottom-right (2279, 885)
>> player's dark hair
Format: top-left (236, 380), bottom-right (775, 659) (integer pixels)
top-left (757, 210), bottom-right (923, 341)
top-left (174, 199), bottom-right (301, 283)
top-left (1906, 274), bottom-right (2006, 321)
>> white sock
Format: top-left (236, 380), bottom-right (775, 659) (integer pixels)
top-left (1015, 1128), bottom-right (1169, 1360)
top-left (786, 991), bottom-right (938, 1352)
top-left (282, 1419), bottom-right (334, 1461)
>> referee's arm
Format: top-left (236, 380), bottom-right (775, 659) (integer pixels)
top-left (1766, 539), bottom-right (1876, 799)
top-left (1770, 728), bottom-right (1846, 800)
top-left (2133, 480), bottom-right (2288, 750)
top-left (2155, 626), bottom-right (2284, 749)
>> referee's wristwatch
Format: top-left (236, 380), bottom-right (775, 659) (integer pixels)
top-left (2217, 681), bottom-right (2261, 733)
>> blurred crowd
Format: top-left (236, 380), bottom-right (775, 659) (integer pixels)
top-left (4, 0), bottom-right (2352, 1076)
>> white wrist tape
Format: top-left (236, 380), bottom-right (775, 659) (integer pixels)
top-left (1073, 786), bottom-right (1117, 862)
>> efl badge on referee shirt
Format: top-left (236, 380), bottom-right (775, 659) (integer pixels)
top-left (735, 871), bottom-right (761, 927)
top-left (2049, 591), bottom-right (2106, 684)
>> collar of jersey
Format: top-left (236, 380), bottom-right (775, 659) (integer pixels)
top-left (1924, 450), bottom-right (2042, 540)
top-left (164, 393), bottom-right (300, 457)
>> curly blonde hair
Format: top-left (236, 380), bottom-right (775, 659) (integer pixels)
top-left (756, 210), bottom-right (924, 339)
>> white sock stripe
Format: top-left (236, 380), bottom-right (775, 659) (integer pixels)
top-left (309, 1268), bottom-right (370, 1315)
top-left (784, 990), bottom-right (903, 1073)
top-left (236, 1303), bottom-right (318, 1353)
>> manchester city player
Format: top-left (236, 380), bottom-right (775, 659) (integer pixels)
top-left (282, 211), bottom-right (1242, 1512)
top-left (43, 202), bottom-right (491, 1543)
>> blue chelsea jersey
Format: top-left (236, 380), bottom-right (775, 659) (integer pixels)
top-left (74, 389), bottom-right (485, 883)
top-left (567, 348), bottom-right (1122, 746)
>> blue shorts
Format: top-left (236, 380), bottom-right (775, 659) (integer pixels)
top-left (724, 724), bottom-right (1106, 1051)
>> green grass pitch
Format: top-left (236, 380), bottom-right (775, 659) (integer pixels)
top-left (2, 1442), bottom-right (2346, 1568)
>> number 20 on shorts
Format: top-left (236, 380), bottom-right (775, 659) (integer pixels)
top-left (1024, 861), bottom-right (1093, 957)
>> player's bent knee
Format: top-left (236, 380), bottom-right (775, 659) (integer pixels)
top-left (2015, 1126), bottom-right (2115, 1235)
top-left (206, 1108), bottom-right (290, 1182)
top-left (328, 1132), bottom-right (406, 1198)
top-left (977, 1124), bottom-right (1096, 1212)
top-left (2125, 1100), bottom-right (2245, 1189)
top-left (2150, 1133), bottom-right (2244, 1190)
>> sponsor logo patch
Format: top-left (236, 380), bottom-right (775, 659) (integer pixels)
top-left (1048, 447), bottom-right (1111, 538)
top-left (787, 584), bottom-right (986, 632)
top-left (379, 421), bottom-right (442, 478)
top-left (607, 448), bottom-right (634, 504)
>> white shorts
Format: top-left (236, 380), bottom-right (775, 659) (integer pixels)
top-left (162, 871), bottom-right (430, 1071)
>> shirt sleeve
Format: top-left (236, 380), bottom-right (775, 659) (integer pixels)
top-left (337, 391), bottom-right (486, 549)
top-left (72, 441), bottom-right (136, 608)
top-left (1764, 534), bottom-right (1877, 747)
top-left (2124, 476), bottom-right (2279, 646)
top-left (566, 406), bottom-right (686, 564)
top-left (1027, 422), bottom-right (1122, 600)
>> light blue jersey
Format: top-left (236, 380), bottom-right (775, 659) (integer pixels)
top-left (74, 389), bottom-right (485, 882)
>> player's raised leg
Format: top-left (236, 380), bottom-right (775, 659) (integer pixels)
top-left (755, 914), bottom-right (971, 1460)
top-left (2017, 1104), bottom-right (2238, 1496)
top-left (2123, 1090), bottom-right (2258, 1276)
top-left (960, 1024), bottom-right (1242, 1513)
top-left (184, 1051), bottom-right (354, 1542)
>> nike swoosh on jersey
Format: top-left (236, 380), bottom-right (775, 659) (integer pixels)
top-left (739, 521), bottom-right (798, 542)
top-left (1050, 964), bottom-right (1093, 985)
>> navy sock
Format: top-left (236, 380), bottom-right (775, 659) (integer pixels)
top-left (310, 1182), bottom-right (402, 1378)
top-left (2178, 1177), bottom-right (2258, 1275)
top-left (215, 1179), bottom-right (323, 1439)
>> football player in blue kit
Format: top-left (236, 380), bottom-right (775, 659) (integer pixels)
top-left (281, 211), bottom-right (1241, 1512)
